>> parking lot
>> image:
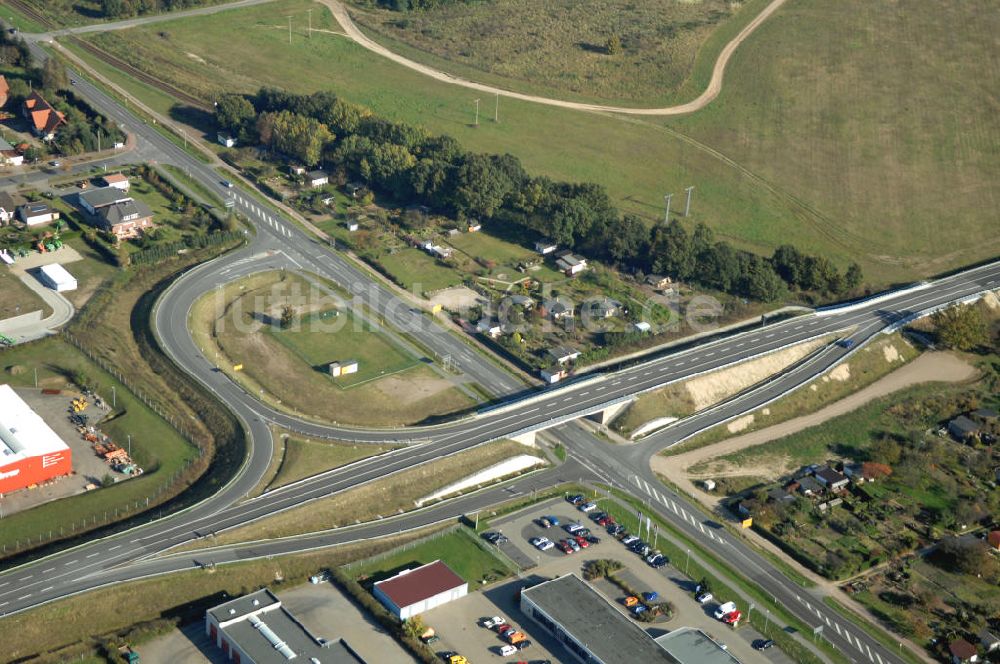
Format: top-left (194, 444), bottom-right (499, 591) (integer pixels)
top-left (421, 497), bottom-right (794, 664)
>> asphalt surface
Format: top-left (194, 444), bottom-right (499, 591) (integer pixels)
top-left (0, 32), bottom-right (997, 664)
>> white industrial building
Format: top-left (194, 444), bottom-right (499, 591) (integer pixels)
top-left (37, 263), bottom-right (77, 292)
top-left (372, 560), bottom-right (467, 620)
top-left (205, 588), bottom-right (365, 664)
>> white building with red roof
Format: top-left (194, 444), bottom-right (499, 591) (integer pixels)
top-left (372, 559), bottom-right (468, 620)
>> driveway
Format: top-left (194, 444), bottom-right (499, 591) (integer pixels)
top-left (0, 248), bottom-right (83, 343)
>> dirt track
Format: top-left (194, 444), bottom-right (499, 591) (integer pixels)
top-left (651, 351), bottom-right (978, 501)
top-left (321, 0), bottom-right (789, 116)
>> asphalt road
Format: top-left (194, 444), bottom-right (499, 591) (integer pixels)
top-left (0, 34), bottom-right (997, 664)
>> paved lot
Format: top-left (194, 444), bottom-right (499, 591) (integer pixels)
top-left (456, 497), bottom-right (795, 664)
top-left (139, 581), bottom-right (416, 664)
top-left (1, 388), bottom-right (121, 516)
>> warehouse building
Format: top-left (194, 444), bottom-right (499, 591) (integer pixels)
top-left (522, 575), bottom-right (740, 663)
top-left (372, 560), bottom-right (467, 620)
top-left (206, 588), bottom-right (366, 664)
top-left (37, 263), bottom-right (77, 292)
top-left (0, 385), bottom-right (73, 494)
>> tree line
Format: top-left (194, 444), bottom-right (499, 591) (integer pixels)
top-left (100, 0), bottom-right (215, 18)
top-left (216, 87), bottom-right (864, 303)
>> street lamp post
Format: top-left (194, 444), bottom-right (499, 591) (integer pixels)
top-left (685, 548), bottom-right (690, 575)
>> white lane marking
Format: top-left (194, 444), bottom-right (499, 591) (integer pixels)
top-left (109, 545), bottom-right (121, 551)
top-left (835, 622), bottom-right (842, 636)
top-left (64, 559), bottom-right (78, 566)
top-left (876, 653), bottom-right (884, 664)
top-left (41, 586), bottom-right (53, 593)
top-left (21, 575), bottom-right (32, 580)
top-left (765, 333), bottom-right (775, 338)
top-left (0, 602), bottom-right (7, 608)
top-left (698, 523), bottom-right (706, 534)
top-left (86, 552), bottom-right (99, 559)
top-left (866, 645), bottom-right (874, 660)
top-left (641, 480), bottom-right (651, 495)
top-left (0, 582), bottom-right (7, 589)
top-left (825, 615), bottom-right (831, 626)
top-left (42, 568), bottom-right (54, 573)
top-left (794, 325), bottom-right (803, 330)
top-left (17, 594), bottom-right (30, 600)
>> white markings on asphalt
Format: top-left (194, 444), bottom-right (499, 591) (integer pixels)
top-left (85, 552), bottom-right (99, 559)
top-left (21, 575), bottom-right (32, 580)
top-left (876, 652), bottom-right (884, 664)
top-left (698, 523), bottom-right (706, 534)
top-left (109, 545), bottom-right (121, 551)
top-left (866, 644), bottom-right (874, 660)
top-left (41, 586), bottom-right (53, 593)
top-left (835, 622), bottom-right (842, 636)
top-left (0, 602), bottom-right (7, 608)
top-left (17, 594), bottom-right (30, 601)
top-left (765, 333), bottom-right (775, 338)
top-left (64, 560), bottom-right (78, 566)
top-left (794, 325), bottom-right (803, 330)
top-left (0, 582), bottom-right (7, 589)
top-left (42, 568), bottom-right (54, 573)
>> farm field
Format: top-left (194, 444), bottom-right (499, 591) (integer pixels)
top-left (347, 0), bottom-right (765, 105)
top-left (668, 0), bottom-right (1000, 277)
top-left (190, 270), bottom-right (474, 425)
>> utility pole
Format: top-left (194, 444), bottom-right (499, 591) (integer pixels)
top-left (494, 92), bottom-right (499, 123)
top-left (127, 434), bottom-right (131, 458)
top-left (112, 385), bottom-right (116, 408)
top-left (684, 185), bottom-right (694, 217)
top-left (307, 9), bottom-right (312, 38)
top-left (663, 193), bottom-right (673, 223)
top-left (287, 16), bottom-right (292, 44)
top-left (474, 98), bottom-right (480, 126)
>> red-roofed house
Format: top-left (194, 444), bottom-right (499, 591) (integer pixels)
top-left (988, 531), bottom-right (1000, 551)
top-left (950, 638), bottom-right (980, 663)
top-left (22, 91), bottom-right (66, 141)
top-left (0, 75), bottom-right (9, 108)
top-left (372, 559), bottom-right (468, 620)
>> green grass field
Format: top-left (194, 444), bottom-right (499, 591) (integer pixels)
top-left (268, 436), bottom-right (393, 490)
top-left (191, 270), bottom-right (474, 425)
top-left (351, 527), bottom-right (516, 586)
top-left (269, 307), bottom-right (418, 388)
top-left (348, 0), bottom-right (757, 105)
top-left (0, 338), bottom-right (198, 554)
top-left (0, 268), bottom-right (51, 321)
top-left (377, 247), bottom-right (462, 294)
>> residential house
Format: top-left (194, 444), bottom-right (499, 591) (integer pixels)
top-left (95, 199), bottom-right (154, 240)
top-left (289, 164), bottom-right (307, 176)
top-left (18, 202), bottom-right (59, 226)
top-left (979, 627), bottom-right (1000, 653)
top-left (22, 91), bottom-right (66, 141)
top-left (216, 132), bottom-right (236, 148)
top-left (421, 241), bottom-right (453, 259)
top-left (796, 475), bottom-right (823, 497)
top-left (0, 137), bottom-right (23, 166)
top-left (509, 294), bottom-right (535, 309)
top-left (634, 321), bottom-right (652, 333)
top-left (476, 319), bottom-right (502, 339)
top-left (540, 366), bottom-right (567, 384)
top-left (949, 415), bottom-right (981, 442)
top-left (305, 170), bottom-right (329, 188)
top-left (949, 638), bottom-right (979, 664)
top-left (0, 192), bottom-right (20, 225)
top-left (589, 297), bottom-right (623, 319)
top-left (555, 253), bottom-right (587, 276)
top-left (973, 408), bottom-right (999, 422)
top-left (767, 487), bottom-right (795, 505)
top-left (814, 466), bottom-right (849, 491)
top-left (0, 75), bottom-right (8, 108)
top-left (100, 173), bottom-right (130, 192)
top-left (79, 186), bottom-right (132, 215)
top-left (545, 300), bottom-right (574, 321)
top-left (548, 345), bottom-right (581, 365)
top-left (646, 274), bottom-right (672, 290)
top-left (534, 239), bottom-right (557, 255)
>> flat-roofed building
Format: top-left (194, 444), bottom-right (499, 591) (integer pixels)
top-left (372, 560), bottom-right (467, 620)
top-left (205, 588), bottom-right (366, 664)
top-left (0, 384), bottom-right (73, 494)
top-left (655, 627), bottom-right (742, 664)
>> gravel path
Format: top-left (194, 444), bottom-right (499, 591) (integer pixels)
top-left (321, 0), bottom-right (790, 116)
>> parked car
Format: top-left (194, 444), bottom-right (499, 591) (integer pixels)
top-left (482, 532), bottom-right (508, 545)
top-left (642, 591), bottom-right (659, 602)
top-left (557, 540), bottom-right (573, 554)
top-left (589, 511), bottom-right (607, 522)
top-left (309, 571), bottom-right (330, 584)
top-left (494, 623), bottom-right (511, 634)
top-left (647, 554), bottom-right (666, 567)
top-left (714, 602), bottom-right (737, 620)
top-left (566, 494), bottom-right (585, 505)
top-left (422, 634), bottom-right (440, 644)
top-left (607, 524), bottom-right (625, 536)
top-left (631, 604), bottom-right (648, 616)
top-left (481, 616), bottom-right (505, 628)
top-left (516, 640), bottom-right (532, 651)
top-left (753, 639), bottom-right (775, 650)
top-left (573, 535), bottom-right (589, 549)
top-left (564, 523), bottom-right (584, 534)
top-left (499, 644), bottom-right (518, 657)
top-left (544, 515), bottom-right (560, 526)
top-left (567, 538), bottom-right (581, 552)
top-left (645, 551), bottom-right (662, 564)
top-left (722, 610), bottom-right (742, 625)
top-left (530, 537), bottom-right (554, 551)
top-left (586, 535), bottom-right (601, 545)
top-left (501, 627), bottom-right (517, 638)
top-left (535, 517), bottom-right (551, 529)
top-left (579, 502), bottom-right (598, 512)
top-left (696, 592), bottom-right (714, 604)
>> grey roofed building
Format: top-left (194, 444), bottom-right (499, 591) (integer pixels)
top-left (79, 186), bottom-right (132, 214)
top-left (548, 345), bottom-right (581, 364)
top-left (949, 415), bottom-right (981, 441)
top-left (520, 574), bottom-right (679, 664)
top-left (654, 627), bottom-right (743, 664)
top-left (973, 408), bottom-right (999, 421)
top-left (97, 199), bottom-right (153, 226)
top-left (206, 588), bottom-right (366, 664)
top-left (797, 475), bottom-right (824, 496)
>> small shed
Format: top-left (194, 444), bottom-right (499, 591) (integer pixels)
top-left (216, 132), bottom-right (236, 148)
top-left (329, 360), bottom-right (359, 377)
top-left (634, 321), bottom-right (652, 333)
top-left (38, 263), bottom-right (77, 292)
top-left (306, 169), bottom-right (329, 188)
top-left (949, 416), bottom-right (981, 442)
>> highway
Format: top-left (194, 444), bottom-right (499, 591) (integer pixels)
top-left (0, 30), bottom-right (997, 664)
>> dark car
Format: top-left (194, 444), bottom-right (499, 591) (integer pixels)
top-left (481, 531), bottom-right (508, 545)
top-left (566, 494), bottom-right (585, 505)
top-left (586, 535), bottom-right (601, 545)
top-left (838, 338), bottom-right (856, 349)
top-left (535, 517), bottom-right (552, 529)
top-left (516, 640), bottom-right (532, 650)
top-left (753, 639), bottom-right (775, 651)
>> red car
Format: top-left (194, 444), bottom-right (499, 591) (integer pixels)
top-left (557, 540), bottom-right (573, 554)
top-left (723, 610), bottom-right (742, 625)
top-left (494, 623), bottom-right (511, 633)
top-left (574, 535), bottom-right (590, 548)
